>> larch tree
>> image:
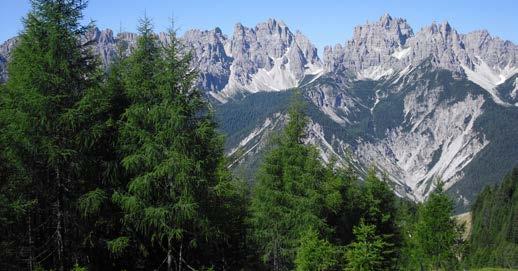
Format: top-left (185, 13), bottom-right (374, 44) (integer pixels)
top-left (345, 221), bottom-right (387, 271)
top-left (1, 0), bottom-right (101, 269)
top-left (249, 98), bottom-right (347, 270)
top-left (360, 169), bottom-right (400, 269)
top-left (414, 182), bottom-right (464, 270)
top-left (112, 18), bottom-right (241, 271)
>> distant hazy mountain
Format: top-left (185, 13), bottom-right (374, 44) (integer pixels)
top-left (2, 14), bottom-right (517, 211)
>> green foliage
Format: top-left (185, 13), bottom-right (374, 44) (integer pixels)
top-left (249, 98), bottom-right (356, 270)
top-left (345, 222), bottom-right (387, 271)
top-left (78, 188), bottom-right (108, 218)
top-left (361, 169), bottom-right (400, 268)
top-left (0, 0), bottom-right (105, 269)
top-left (71, 263), bottom-right (88, 271)
top-left (107, 237), bottom-right (130, 257)
top-left (295, 229), bottom-right (340, 271)
top-left (395, 199), bottom-right (420, 269)
top-left (115, 17), bottom-right (212, 249)
top-left (413, 182), bottom-right (464, 270)
top-left (110, 19), bottom-right (248, 270)
top-left (467, 167), bottom-right (518, 268)
top-left (2, 2), bottom-right (515, 270)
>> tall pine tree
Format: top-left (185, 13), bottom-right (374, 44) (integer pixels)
top-left (112, 18), bottom-right (244, 271)
top-left (74, 38), bottom-right (133, 270)
top-left (414, 182), bottom-right (464, 270)
top-left (1, 0), bottom-right (101, 269)
top-left (360, 169), bottom-right (400, 269)
top-left (249, 98), bottom-right (348, 270)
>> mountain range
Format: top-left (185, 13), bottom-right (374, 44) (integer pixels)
top-left (1, 14), bottom-right (517, 211)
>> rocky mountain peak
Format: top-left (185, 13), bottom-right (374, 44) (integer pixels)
top-left (350, 14), bottom-right (413, 48)
top-left (324, 14), bottom-right (414, 76)
top-left (0, 37), bottom-right (17, 82)
top-left (213, 18), bottom-right (321, 101)
top-left (263, 18), bottom-right (288, 32)
top-left (1, 15), bottom-right (516, 103)
top-left (419, 21), bottom-right (457, 40)
top-left (233, 22), bottom-right (246, 36)
top-left (379, 13), bottom-right (393, 27)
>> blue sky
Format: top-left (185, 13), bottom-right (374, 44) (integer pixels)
top-left (2, 0), bottom-right (517, 53)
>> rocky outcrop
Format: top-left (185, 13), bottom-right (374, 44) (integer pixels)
top-left (213, 19), bottom-right (321, 101)
top-left (324, 14), bottom-right (413, 75)
top-left (323, 13), bottom-right (518, 105)
top-left (0, 18), bottom-right (321, 101)
top-left (182, 28), bottom-right (232, 92)
top-left (81, 19), bottom-right (322, 102)
top-left (0, 37), bottom-right (18, 82)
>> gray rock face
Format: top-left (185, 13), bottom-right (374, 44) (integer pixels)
top-left (463, 30), bottom-right (518, 70)
top-left (1, 15), bottom-right (517, 99)
top-left (0, 19), bottom-right (322, 100)
top-left (0, 37), bottom-right (18, 83)
top-left (182, 27), bottom-right (232, 92)
top-left (215, 19), bottom-right (321, 101)
top-left (323, 14), bottom-right (518, 85)
top-left (324, 14), bottom-right (413, 74)
top-left (82, 19), bottom-right (322, 102)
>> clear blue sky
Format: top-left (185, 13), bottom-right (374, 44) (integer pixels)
top-left (2, 0), bottom-right (517, 53)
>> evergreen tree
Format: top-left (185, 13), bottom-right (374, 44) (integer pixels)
top-left (414, 182), bottom-right (464, 270)
top-left (112, 19), bottom-right (245, 270)
top-left (395, 199), bottom-right (420, 270)
top-left (0, 113), bottom-right (34, 269)
top-left (467, 167), bottom-right (518, 268)
top-left (324, 166), bottom-right (365, 247)
top-left (249, 98), bottom-right (348, 270)
top-left (74, 40), bottom-right (133, 270)
top-left (1, 0), bottom-right (101, 269)
top-left (345, 221), bottom-right (388, 271)
top-left (360, 169), bottom-right (400, 269)
top-left (294, 228), bottom-right (340, 271)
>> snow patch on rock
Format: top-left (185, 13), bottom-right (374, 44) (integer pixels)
top-left (391, 46), bottom-right (412, 60)
top-left (461, 57), bottom-right (518, 106)
top-left (511, 77), bottom-right (518, 99)
top-left (357, 65), bottom-right (394, 81)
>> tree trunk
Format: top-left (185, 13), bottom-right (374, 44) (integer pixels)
top-left (28, 215), bottom-right (33, 271)
top-left (56, 168), bottom-right (64, 271)
top-left (177, 241), bottom-right (183, 271)
top-left (167, 238), bottom-right (173, 271)
top-left (273, 237), bottom-right (278, 271)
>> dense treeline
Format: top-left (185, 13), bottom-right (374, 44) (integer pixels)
top-left (467, 167), bottom-right (518, 268)
top-left (0, 1), bottom-right (515, 270)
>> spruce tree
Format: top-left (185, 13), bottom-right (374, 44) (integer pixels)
top-left (249, 98), bottom-right (348, 270)
top-left (1, 0), bottom-right (101, 269)
top-left (345, 222), bottom-right (387, 271)
top-left (0, 102), bottom-right (34, 269)
top-left (360, 169), bottom-right (400, 269)
top-left (74, 39), bottom-right (132, 270)
top-left (112, 19), bottom-right (242, 270)
top-left (467, 167), bottom-right (518, 268)
top-left (294, 228), bottom-right (340, 271)
top-left (414, 182), bottom-right (464, 270)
